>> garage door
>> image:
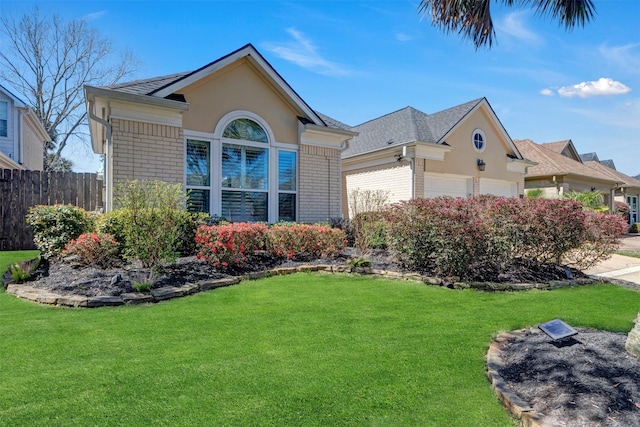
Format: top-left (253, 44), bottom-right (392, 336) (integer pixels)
top-left (424, 173), bottom-right (471, 198)
top-left (479, 178), bottom-right (517, 197)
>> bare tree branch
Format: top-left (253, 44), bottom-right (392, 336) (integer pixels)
top-left (0, 6), bottom-right (139, 170)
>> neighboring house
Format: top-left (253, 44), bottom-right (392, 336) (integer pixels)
top-left (582, 157), bottom-right (640, 225)
top-left (85, 44), bottom-right (356, 222)
top-left (513, 139), bottom-right (620, 210)
top-left (0, 84), bottom-right (47, 170)
top-left (341, 98), bottom-right (534, 217)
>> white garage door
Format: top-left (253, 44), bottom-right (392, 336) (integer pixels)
top-left (424, 173), bottom-right (471, 198)
top-left (479, 178), bottom-right (517, 197)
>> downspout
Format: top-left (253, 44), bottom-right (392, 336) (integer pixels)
top-left (18, 108), bottom-right (24, 165)
top-left (88, 100), bottom-right (112, 211)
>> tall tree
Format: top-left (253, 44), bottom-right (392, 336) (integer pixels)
top-left (0, 7), bottom-right (138, 170)
top-left (418, 0), bottom-right (596, 49)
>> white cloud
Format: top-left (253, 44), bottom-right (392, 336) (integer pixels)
top-left (540, 88), bottom-right (554, 96)
top-left (263, 28), bottom-right (350, 77)
top-left (557, 78), bottom-right (631, 98)
top-left (495, 11), bottom-right (541, 45)
top-left (83, 11), bottom-right (106, 21)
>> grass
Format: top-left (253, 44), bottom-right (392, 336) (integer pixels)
top-left (616, 249), bottom-right (640, 259)
top-left (0, 270), bottom-right (638, 427)
top-left (0, 250), bottom-right (40, 277)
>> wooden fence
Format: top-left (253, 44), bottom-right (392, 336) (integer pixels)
top-left (0, 169), bottom-right (104, 251)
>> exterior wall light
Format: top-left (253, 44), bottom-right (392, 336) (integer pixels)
top-left (477, 159), bottom-right (486, 171)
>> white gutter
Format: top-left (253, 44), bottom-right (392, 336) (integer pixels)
top-left (87, 99), bottom-right (112, 211)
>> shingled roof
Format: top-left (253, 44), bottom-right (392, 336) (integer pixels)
top-left (342, 98), bottom-right (484, 158)
top-left (584, 160), bottom-right (640, 189)
top-left (513, 139), bottom-right (617, 184)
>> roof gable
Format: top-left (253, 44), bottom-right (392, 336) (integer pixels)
top-left (542, 140), bottom-right (582, 162)
top-left (0, 83), bottom-right (28, 108)
top-left (343, 97), bottom-right (525, 161)
top-left (514, 139), bottom-right (617, 184)
top-left (148, 44), bottom-right (324, 126)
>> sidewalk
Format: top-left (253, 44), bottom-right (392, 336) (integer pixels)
top-left (584, 234), bottom-right (640, 286)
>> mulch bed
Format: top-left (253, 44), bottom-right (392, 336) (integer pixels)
top-left (495, 329), bottom-right (640, 427)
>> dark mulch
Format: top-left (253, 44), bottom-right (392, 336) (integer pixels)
top-left (496, 329), bottom-right (640, 427)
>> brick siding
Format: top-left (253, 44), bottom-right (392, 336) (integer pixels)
top-left (298, 144), bottom-right (342, 223)
top-left (111, 118), bottom-right (184, 186)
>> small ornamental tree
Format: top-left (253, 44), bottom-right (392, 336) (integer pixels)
top-left (113, 180), bottom-right (187, 268)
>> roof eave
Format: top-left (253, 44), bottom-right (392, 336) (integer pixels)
top-left (84, 85), bottom-right (189, 112)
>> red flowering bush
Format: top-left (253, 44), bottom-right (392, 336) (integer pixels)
top-left (62, 232), bottom-right (119, 267)
top-left (268, 224), bottom-right (347, 260)
top-left (195, 223), bottom-right (269, 269)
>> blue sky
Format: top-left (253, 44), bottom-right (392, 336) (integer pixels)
top-left (3, 0), bottom-right (639, 175)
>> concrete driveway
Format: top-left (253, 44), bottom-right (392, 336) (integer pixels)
top-left (584, 234), bottom-right (640, 286)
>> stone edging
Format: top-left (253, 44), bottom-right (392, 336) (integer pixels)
top-left (486, 329), bottom-right (545, 427)
top-left (4, 263), bottom-right (602, 308)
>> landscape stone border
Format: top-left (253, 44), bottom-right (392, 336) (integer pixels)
top-left (486, 329), bottom-right (545, 427)
top-left (4, 262), bottom-right (604, 308)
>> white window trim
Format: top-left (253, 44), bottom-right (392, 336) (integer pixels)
top-left (185, 111), bottom-right (299, 222)
top-left (472, 128), bottom-right (486, 153)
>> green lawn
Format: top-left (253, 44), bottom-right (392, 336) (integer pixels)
top-left (0, 250), bottom-right (39, 278)
top-left (0, 253), bottom-right (639, 426)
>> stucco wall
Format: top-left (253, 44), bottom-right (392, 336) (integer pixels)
top-left (180, 59), bottom-right (300, 145)
top-left (425, 108), bottom-right (523, 186)
top-left (298, 144), bottom-right (342, 223)
top-left (111, 118), bottom-right (184, 186)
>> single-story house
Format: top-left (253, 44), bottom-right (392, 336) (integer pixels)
top-left (85, 44), bottom-right (356, 223)
top-left (581, 154), bottom-right (640, 225)
top-left (341, 98), bottom-right (534, 217)
top-left (513, 139), bottom-right (632, 215)
top-left (0, 83), bottom-right (48, 170)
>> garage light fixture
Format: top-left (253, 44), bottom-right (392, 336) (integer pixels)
top-left (477, 159), bottom-right (486, 171)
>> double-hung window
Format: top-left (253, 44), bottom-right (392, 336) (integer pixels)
top-left (186, 139), bottom-right (211, 212)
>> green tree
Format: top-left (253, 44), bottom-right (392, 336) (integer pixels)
top-left (418, 0), bottom-right (596, 49)
top-left (564, 190), bottom-right (608, 213)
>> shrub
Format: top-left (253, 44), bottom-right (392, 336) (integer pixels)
top-left (630, 223), bottom-right (640, 234)
top-left (348, 188), bottom-right (390, 254)
top-left (383, 197), bottom-right (513, 279)
top-left (564, 212), bottom-right (628, 269)
top-left (614, 201), bottom-right (630, 220)
top-left (268, 224), bottom-right (347, 260)
top-left (62, 232), bottom-right (119, 268)
top-left (176, 211), bottom-right (211, 256)
top-left (382, 196), bottom-right (620, 280)
top-left (195, 223), bottom-right (269, 269)
top-left (26, 204), bottom-right (95, 258)
top-left (114, 180), bottom-right (187, 268)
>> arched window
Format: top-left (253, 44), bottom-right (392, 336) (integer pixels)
top-left (186, 111), bottom-right (297, 223)
top-left (222, 118), bottom-right (268, 143)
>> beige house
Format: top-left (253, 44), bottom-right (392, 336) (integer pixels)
top-left (341, 98), bottom-right (534, 217)
top-left (85, 44), bottom-right (356, 222)
top-left (0, 84), bottom-right (47, 170)
top-left (513, 139), bottom-right (640, 220)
